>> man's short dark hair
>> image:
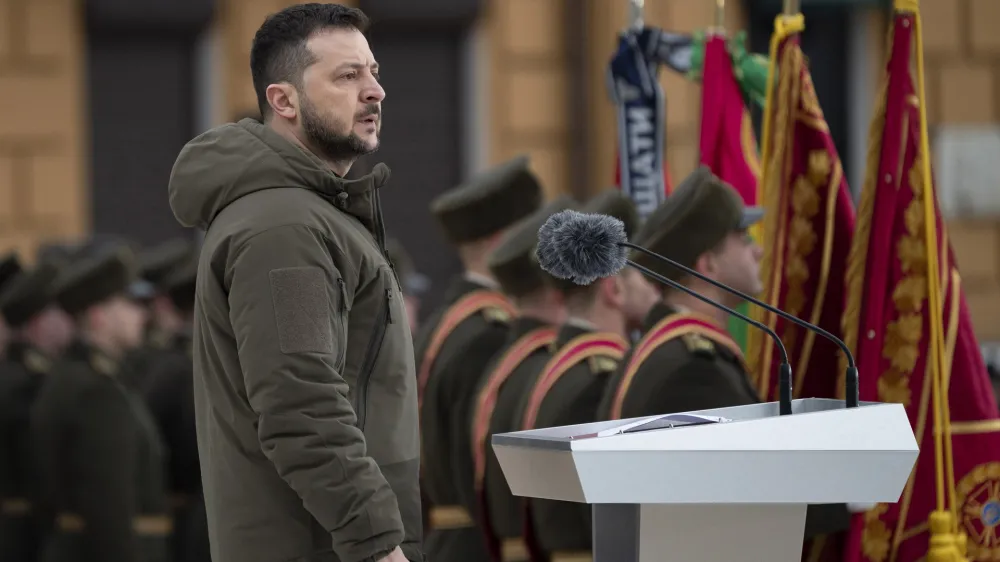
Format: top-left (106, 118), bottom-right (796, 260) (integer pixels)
top-left (250, 3), bottom-right (370, 117)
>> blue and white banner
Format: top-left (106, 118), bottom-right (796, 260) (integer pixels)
top-left (608, 28), bottom-right (694, 219)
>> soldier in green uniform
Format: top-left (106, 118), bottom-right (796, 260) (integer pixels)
top-left (139, 254), bottom-right (209, 562)
top-left (597, 167), bottom-right (764, 420)
top-left (0, 252), bottom-right (24, 354)
top-left (518, 190), bottom-right (658, 562)
top-left (0, 260), bottom-right (69, 562)
top-left (463, 195), bottom-right (577, 562)
top-left (596, 167), bottom-right (850, 540)
top-left (123, 239), bottom-right (194, 390)
top-left (417, 156), bottom-right (542, 562)
top-left (31, 245), bottom-right (170, 562)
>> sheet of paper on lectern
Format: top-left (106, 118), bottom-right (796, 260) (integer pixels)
top-left (568, 414), bottom-right (731, 440)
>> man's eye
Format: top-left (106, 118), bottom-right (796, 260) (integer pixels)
top-left (342, 72), bottom-right (358, 80)
top-left (372, 72), bottom-right (380, 80)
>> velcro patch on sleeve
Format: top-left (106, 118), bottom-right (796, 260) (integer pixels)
top-left (269, 266), bottom-right (334, 355)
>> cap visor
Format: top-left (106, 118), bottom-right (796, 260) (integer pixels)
top-left (738, 206), bottom-right (765, 230)
top-left (405, 273), bottom-right (431, 296)
top-left (127, 280), bottom-right (156, 301)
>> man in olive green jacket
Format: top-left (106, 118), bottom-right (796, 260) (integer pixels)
top-left (168, 4), bottom-right (418, 562)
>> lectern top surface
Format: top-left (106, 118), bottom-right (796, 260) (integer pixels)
top-left (491, 398), bottom-right (888, 451)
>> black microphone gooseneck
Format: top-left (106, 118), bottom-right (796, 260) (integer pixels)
top-left (622, 242), bottom-right (859, 409)
top-left (626, 260), bottom-right (794, 415)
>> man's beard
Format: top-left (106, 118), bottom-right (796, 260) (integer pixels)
top-left (301, 97), bottom-right (380, 163)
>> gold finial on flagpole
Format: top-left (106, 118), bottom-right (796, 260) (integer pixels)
top-left (629, 0), bottom-right (645, 29)
top-left (783, 0), bottom-right (801, 15)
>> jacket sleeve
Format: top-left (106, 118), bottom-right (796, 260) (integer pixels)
top-left (76, 382), bottom-right (139, 562)
top-left (228, 225), bottom-right (404, 562)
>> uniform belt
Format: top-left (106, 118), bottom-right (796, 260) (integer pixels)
top-left (550, 551), bottom-right (592, 562)
top-left (428, 505), bottom-right (473, 530)
top-left (56, 513), bottom-right (173, 536)
top-left (501, 537), bottom-right (529, 561)
top-left (0, 498), bottom-right (32, 516)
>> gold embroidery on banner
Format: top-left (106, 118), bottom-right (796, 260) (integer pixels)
top-left (877, 153), bottom-right (928, 407)
top-left (800, 72), bottom-right (824, 119)
top-left (751, 42), bottom-right (801, 393)
top-left (839, 77), bottom-right (889, 397)
top-left (951, 420), bottom-right (1000, 435)
top-left (778, 150), bottom-right (826, 372)
top-left (881, 266), bottom-right (955, 562)
top-left (955, 462), bottom-right (1000, 560)
top-left (863, 503), bottom-right (892, 562)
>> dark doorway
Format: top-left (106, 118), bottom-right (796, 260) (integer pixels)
top-left (86, 0), bottom-right (213, 247)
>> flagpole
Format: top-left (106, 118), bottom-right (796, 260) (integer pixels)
top-left (783, 0), bottom-right (800, 15)
top-left (628, 0), bottom-right (644, 30)
top-left (715, 0), bottom-right (725, 30)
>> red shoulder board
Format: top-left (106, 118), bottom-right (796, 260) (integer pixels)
top-left (607, 312), bottom-right (746, 420)
top-left (416, 290), bottom-right (516, 409)
top-left (521, 332), bottom-right (629, 431)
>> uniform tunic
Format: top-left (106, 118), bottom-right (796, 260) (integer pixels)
top-left (414, 276), bottom-right (512, 562)
top-left (598, 302), bottom-right (759, 420)
top-left (141, 331), bottom-right (209, 562)
top-left (472, 317), bottom-right (554, 561)
top-left (31, 339), bottom-right (169, 562)
top-left (0, 341), bottom-right (51, 561)
top-left (523, 323), bottom-right (626, 559)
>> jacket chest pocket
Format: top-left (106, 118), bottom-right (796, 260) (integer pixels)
top-left (352, 269), bottom-right (397, 431)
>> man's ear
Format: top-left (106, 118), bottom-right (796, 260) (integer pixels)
top-left (693, 251), bottom-right (715, 277)
top-left (601, 275), bottom-right (624, 308)
top-left (266, 83), bottom-right (299, 121)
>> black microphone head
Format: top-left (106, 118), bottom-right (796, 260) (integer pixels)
top-left (536, 210), bottom-right (628, 285)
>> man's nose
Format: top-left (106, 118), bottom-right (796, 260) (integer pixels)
top-left (363, 79), bottom-right (385, 104)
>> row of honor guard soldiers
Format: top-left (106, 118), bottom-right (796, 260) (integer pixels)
top-left (0, 237), bottom-right (211, 562)
top-left (416, 157), bottom-right (851, 562)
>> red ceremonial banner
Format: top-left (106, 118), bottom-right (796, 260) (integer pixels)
top-left (698, 33), bottom-right (764, 353)
top-left (842, 10), bottom-right (1000, 562)
top-left (698, 34), bottom-right (761, 206)
top-left (750, 23), bottom-right (856, 405)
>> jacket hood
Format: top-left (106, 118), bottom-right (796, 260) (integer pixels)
top-left (169, 118), bottom-right (389, 230)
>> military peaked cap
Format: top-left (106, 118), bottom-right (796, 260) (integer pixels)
top-left (632, 165), bottom-right (763, 282)
top-left (0, 252), bottom-right (22, 293)
top-left (55, 245), bottom-right (147, 315)
top-left (139, 238), bottom-right (194, 287)
top-left (431, 155), bottom-right (543, 244)
top-left (584, 189), bottom-right (641, 239)
top-left (488, 195), bottom-right (579, 298)
top-left (0, 260), bottom-right (63, 328)
top-left (547, 189), bottom-right (641, 294)
top-left (385, 238), bottom-right (429, 296)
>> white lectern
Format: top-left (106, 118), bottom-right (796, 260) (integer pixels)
top-left (492, 399), bottom-right (918, 562)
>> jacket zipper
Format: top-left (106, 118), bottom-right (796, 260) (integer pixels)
top-left (372, 189), bottom-right (401, 291)
top-left (355, 288), bottom-right (394, 430)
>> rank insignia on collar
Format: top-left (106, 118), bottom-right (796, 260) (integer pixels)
top-left (483, 307), bottom-right (512, 324)
top-left (588, 355), bottom-right (619, 374)
top-left (682, 333), bottom-right (715, 357)
top-left (90, 353), bottom-right (118, 377)
top-left (24, 350), bottom-right (51, 374)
